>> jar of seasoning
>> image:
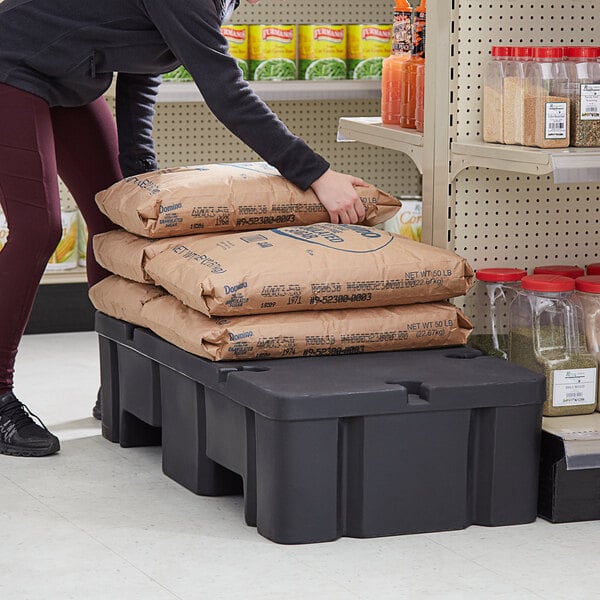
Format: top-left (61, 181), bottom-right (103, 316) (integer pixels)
top-left (509, 274), bottom-right (597, 416)
top-left (483, 46), bottom-right (512, 143)
top-left (468, 267), bottom-right (527, 359)
top-left (523, 47), bottom-right (570, 148)
top-left (533, 264), bottom-right (585, 279)
top-left (575, 275), bottom-right (600, 411)
top-left (564, 46), bottom-right (600, 147)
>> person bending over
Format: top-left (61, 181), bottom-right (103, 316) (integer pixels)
top-left (0, 0), bottom-right (366, 457)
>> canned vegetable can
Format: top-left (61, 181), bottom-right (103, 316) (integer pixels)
top-left (347, 24), bottom-right (392, 80)
top-left (249, 25), bottom-right (297, 81)
top-left (298, 25), bottom-right (347, 80)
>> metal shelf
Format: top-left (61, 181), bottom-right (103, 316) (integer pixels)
top-left (337, 117), bottom-right (424, 173)
top-left (41, 266), bottom-right (87, 286)
top-left (451, 141), bottom-right (600, 184)
top-left (156, 80), bottom-right (382, 103)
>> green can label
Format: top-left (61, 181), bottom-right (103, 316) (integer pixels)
top-left (249, 25), bottom-right (297, 80)
top-left (298, 25), bottom-right (347, 80)
top-left (347, 25), bottom-right (392, 79)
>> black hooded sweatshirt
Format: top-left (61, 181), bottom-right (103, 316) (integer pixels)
top-left (0, 0), bottom-right (329, 185)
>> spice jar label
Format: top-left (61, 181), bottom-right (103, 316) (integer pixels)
top-left (580, 84), bottom-right (600, 121)
top-left (545, 101), bottom-right (568, 139)
top-left (552, 367), bottom-right (597, 407)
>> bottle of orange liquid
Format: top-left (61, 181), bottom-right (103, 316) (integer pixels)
top-left (381, 0), bottom-right (413, 125)
top-left (399, 0), bottom-right (425, 129)
top-left (414, 60), bottom-right (425, 132)
top-left (413, 0), bottom-right (426, 131)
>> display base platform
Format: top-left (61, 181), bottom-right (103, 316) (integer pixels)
top-left (96, 311), bottom-right (545, 544)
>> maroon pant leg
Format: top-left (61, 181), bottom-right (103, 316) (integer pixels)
top-left (0, 85), bottom-right (122, 394)
top-left (0, 84), bottom-right (63, 395)
top-left (50, 97), bottom-right (122, 287)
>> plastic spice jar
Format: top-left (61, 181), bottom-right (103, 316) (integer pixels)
top-left (564, 46), bottom-right (600, 147)
top-left (483, 46), bottom-right (512, 143)
top-left (575, 275), bottom-right (600, 411)
top-left (509, 274), bottom-right (597, 417)
top-left (502, 46), bottom-right (533, 145)
top-left (533, 264), bottom-right (585, 279)
top-left (468, 267), bottom-right (527, 359)
top-left (523, 46), bottom-right (570, 148)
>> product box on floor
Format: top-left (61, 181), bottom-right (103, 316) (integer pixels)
top-left (538, 414), bottom-right (600, 523)
top-left (95, 311), bottom-right (545, 544)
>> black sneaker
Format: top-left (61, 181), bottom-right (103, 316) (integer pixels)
top-left (0, 392), bottom-right (60, 457)
top-left (92, 388), bottom-right (102, 421)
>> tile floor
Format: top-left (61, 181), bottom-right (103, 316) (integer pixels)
top-left (2, 331), bottom-right (600, 600)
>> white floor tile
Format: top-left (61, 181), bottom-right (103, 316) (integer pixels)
top-left (0, 331), bottom-right (598, 599)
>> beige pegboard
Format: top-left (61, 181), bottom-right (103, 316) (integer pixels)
top-left (448, 1), bottom-right (600, 271)
top-left (154, 99), bottom-right (421, 197)
top-left (232, 0), bottom-right (394, 25)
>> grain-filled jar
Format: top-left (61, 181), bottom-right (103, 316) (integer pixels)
top-left (533, 264), bottom-right (585, 279)
top-left (468, 267), bottom-right (527, 359)
top-left (523, 46), bottom-right (570, 148)
top-left (483, 46), bottom-right (512, 143)
top-left (564, 46), bottom-right (600, 147)
top-left (509, 274), bottom-right (597, 416)
top-left (502, 46), bottom-right (532, 145)
top-left (575, 275), bottom-right (600, 411)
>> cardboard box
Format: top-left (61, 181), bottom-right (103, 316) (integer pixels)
top-left (538, 414), bottom-right (600, 523)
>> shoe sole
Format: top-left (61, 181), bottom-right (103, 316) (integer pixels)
top-left (0, 440), bottom-right (60, 457)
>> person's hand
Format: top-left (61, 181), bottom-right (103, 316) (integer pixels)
top-left (310, 169), bottom-right (368, 224)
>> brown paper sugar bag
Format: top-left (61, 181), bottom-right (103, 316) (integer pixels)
top-left (95, 162), bottom-right (400, 238)
top-left (145, 223), bottom-right (475, 317)
top-left (139, 290), bottom-right (472, 361)
top-left (93, 229), bottom-right (204, 283)
top-left (88, 275), bottom-right (167, 326)
top-left (89, 275), bottom-right (472, 360)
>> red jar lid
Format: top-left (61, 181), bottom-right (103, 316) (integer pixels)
top-left (576, 276), bottom-right (600, 294)
top-left (533, 265), bottom-right (585, 279)
top-left (475, 268), bottom-right (528, 282)
top-left (491, 46), bottom-right (512, 58)
top-left (522, 274), bottom-right (575, 292)
top-left (564, 46), bottom-right (599, 60)
top-left (513, 46), bottom-right (533, 59)
top-left (532, 46), bottom-right (564, 60)
top-left (587, 263), bottom-right (600, 276)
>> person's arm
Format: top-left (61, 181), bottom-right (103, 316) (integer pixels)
top-left (143, 0), bottom-right (326, 187)
top-left (141, 0), bottom-right (364, 222)
top-left (115, 72), bottom-right (161, 177)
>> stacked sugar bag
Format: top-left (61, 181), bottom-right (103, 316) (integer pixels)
top-left (90, 162), bottom-right (474, 361)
